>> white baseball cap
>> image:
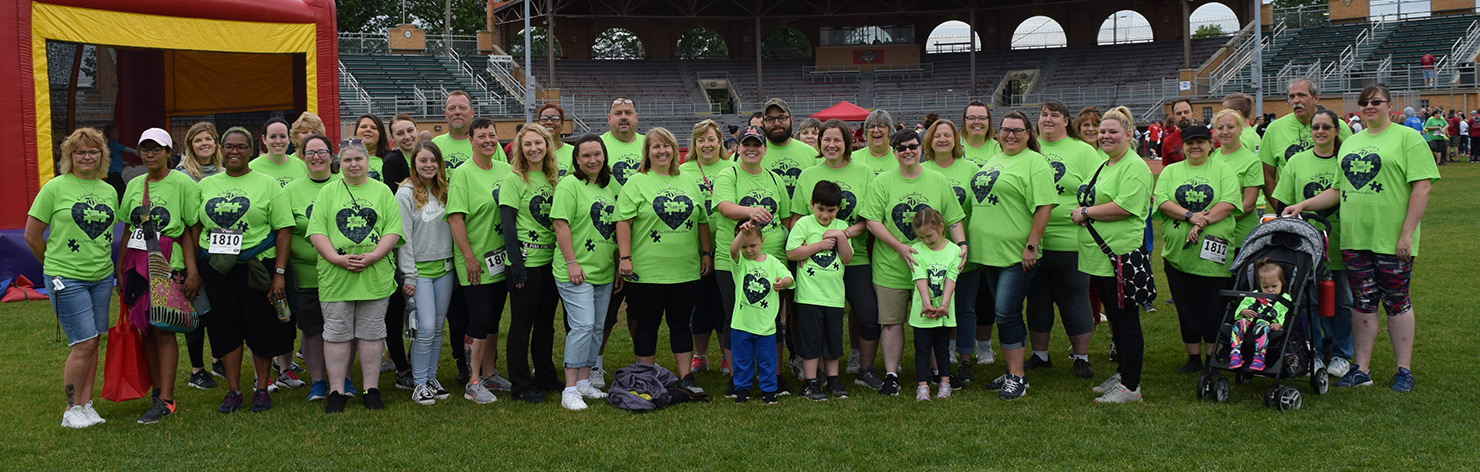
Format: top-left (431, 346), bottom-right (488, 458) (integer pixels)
top-left (138, 128), bottom-right (173, 148)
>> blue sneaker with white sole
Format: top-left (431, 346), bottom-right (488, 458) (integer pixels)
top-left (1390, 367), bottom-right (1414, 393)
top-left (307, 380), bottom-right (329, 401)
top-left (1335, 366), bottom-right (1373, 388)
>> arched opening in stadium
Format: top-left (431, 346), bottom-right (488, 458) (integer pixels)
top-left (1011, 16), bottom-right (1066, 50)
top-left (511, 26), bottom-right (562, 60)
top-left (1189, 3), bottom-right (1240, 38)
top-left (926, 20), bottom-right (981, 54)
top-left (675, 28), bottom-right (728, 59)
top-left (762, 27), bottom-right (812, 58)
top-left (592, 28), bottom-right (645, 60)
top-left (1098, 10), bottom-right (1154, 45)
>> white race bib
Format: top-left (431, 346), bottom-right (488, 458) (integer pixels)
top-left (127, 228), bottom-right (148, 250)
top-left (482, 248), bottom-right (507, 276)
top-left (208, 228), bottom-right (243, 255)
top-left (1199, 235), bottom-right (1229, 264)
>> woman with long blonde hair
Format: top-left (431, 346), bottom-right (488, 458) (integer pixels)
top-left (498, 123), bottom-right (564, 403)
top-left (176, 122), bottom-right (223, 181)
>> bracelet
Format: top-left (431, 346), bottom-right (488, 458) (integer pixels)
top-left (701, 251), bottom-right (714, 257)
top-left (565, 259), bottom-right (578, 265)
top-left (619, 256), bottom-right (632, 261)
top-left (955, 240), bottom-right (968, 247)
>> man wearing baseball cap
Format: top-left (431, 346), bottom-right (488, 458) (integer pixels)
top-left (760, 98), bottom-right (817, 200)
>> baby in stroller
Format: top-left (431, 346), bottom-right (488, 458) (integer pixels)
top-left (1228, 258), bottom-right (1291, 371)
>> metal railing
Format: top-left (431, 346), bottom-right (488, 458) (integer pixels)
top-left (425, 34), bottom-right (480, 54)
top-left (486, 55), bottom-right (529, 102)
top-left (1272, 4), bottom-right (1330, 29)
top-left (339, 32), bottom-right (388, 54)
top-left (444, 47), bottom-right (494, 102)
top-left (1435, 20), bottom-right (1480, 82)
top-left (1208, 23), bottom-right (1264, 95)
top-left (338, 61), bottom-right (371, 109)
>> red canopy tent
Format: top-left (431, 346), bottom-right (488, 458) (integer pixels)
top-left (811, 100), bottom-right (871, 121)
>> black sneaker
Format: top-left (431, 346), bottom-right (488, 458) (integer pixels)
top-left (1026, 355), bottom-right (1052, 371)
top-left (189, 370), bottom-right (218, 389)
top-left (362, 388), bottom-right (385, 410)
top-left (733, 388), bottom-right (751, 403)
top-left (250, 389), bottom-right (272, 413)
top-left (1072, 358), bottom-right (1094, 379)
top-left (218, 390), bottom-right (244, 413)
top-left (997, 374), bottom-right (1027, 400)
top-left (515, 389), bottom-right (546, 404)
top-left (136, 398), bottom-right (175, 424)
top-left (825, 378), bottom-right (850, 399)
top-left (774, 378), bottom-right (793, 396)
top-left (211, 360), bottom-right (227, 378)
top-left (455, 358), bottom-right (471, 385)
top-left (854, 368), bottom-right (885, 391)
top-left (395, 371), bottom-right (416, 390)
top-left (724, 383), bottom-right (739, 399)
top-left (676, 374), bottom-right (704, 394)
top-left (761, 391), bottom-right (779, 404)
top-left (956, 362), bottom-right (975, 384)
top-left (879, 373), bottom-right (901, 396)
top-left (983, 373), bottom-right (1012, 391)
top-left (802, 380), bottom-right (827, 401)
top-left (1177, 357), bottom-right (1203, 375)
top-left (325, 391), bottom-right (347, 413)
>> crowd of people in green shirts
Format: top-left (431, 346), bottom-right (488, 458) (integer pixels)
top-left (29, 81), bottom-right (1436, 426)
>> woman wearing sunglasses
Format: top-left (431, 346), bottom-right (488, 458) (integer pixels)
top-left (308, 139), bottom-right (403, 413)
top-left (861, 128), bottom-right (966, 397)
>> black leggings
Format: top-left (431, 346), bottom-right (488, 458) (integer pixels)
top-left (185, 323), bottom-right (212, 368)
top-left (447, 284), bottom-right (468, 362)
top-left (1093, 275), bottom-right (1143, 391)
top-left (384, 290), bottom-right (409, 372)
top-left (627, 281), bottom-right (696, 358)
top-left (913, 326), bottom-right (951, 383)
top-left (689, 271), bottom-right (725, 335)
top-left (1164, 262), bottom-right (1231, 345)
top-left (507, 265), bottom-right (560, 394)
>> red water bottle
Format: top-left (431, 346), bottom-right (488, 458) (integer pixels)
top-left (1318, 277), bottom-right (1335, 318)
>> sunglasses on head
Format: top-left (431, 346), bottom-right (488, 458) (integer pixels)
top-left (340, 138), bottom-right (364, 148)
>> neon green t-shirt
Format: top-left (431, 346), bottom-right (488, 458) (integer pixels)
top-left (712, 165), bottom-right (790, 271)
top-left (786, 214), bottom-right (848, 308)
top-left (306, 179), bottom-right (404, 302)
top-left (197, 171), bottom-right (295, 261)
top-left (498, 171), bottom-right (558, 267)
top-left (445, 158), bottom-right (512, 285)
top-left (1037, 137), bottom-right (1100, 252)
top-left (678, 158), bottom-right (735, 231)
top-left (283, 175), bottom-right (340, 288)
top-left (960, 138), bottom-right (1002, 168)
top-left (1075, 155), bottom-right (1153, 277)
top-left (861, 168), bottom-right (965, 290)
top-left (853, 147), bottom-right (897, 177)
top-left (730, 253), bottom-right (790, 336)
top-left (1274, 149), bottom-right (1345, 270)
top-left (1259, 113), bottom-right (1352, 169)
top-left (1423, 117), bottom-right (1448, 142)
top-left (601, 131), bottom-right (644, 189)
top-left (967, 150), bottom-right (1058, 267)
top-left (552, 144), bottom-right (573, 179)
top-left (550, 175), bottom-right (619, 285)
top-left (1214, 145), bottom-right (1265, 251)
top-left (923, 157), bottom-right (980, 221)
top-left (27, 174), bottom-right (117, 281)
top-left (248, 154), bottom-right (308, 188)
top-left (763, 138), bottom-right (820, 199)
top-left (1336, 124), bottom-right (1442, 257)
top-left (119, 171), bottom-right (200, 270)
top-left (909, 240), bottom-right (961, 329)
top-left (431, 134), bottom-right (473, 172)
top-left (1239, 126), bottom-right (1262, 157)
top-left (367, 155), bottom-right (384, 183)
top-left (1154, 159), bottom-right (1241, 277)
top-left (792, 160), bottom-right (874, 266)
top-left (617, 172), bottom-right (709, 284)
top-left (1235, 294), bottom-right (1291, 325)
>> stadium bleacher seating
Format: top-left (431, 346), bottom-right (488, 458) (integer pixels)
top-left (1370, 13), bottom-right (1479, 66)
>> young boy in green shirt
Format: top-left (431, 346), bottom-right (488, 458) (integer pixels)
top-left (909, 208), bottom-right (961, 401)
top-left (730, 222), bottom-right (794, 405)
top-left (785, 181), bottom-right (853, 401)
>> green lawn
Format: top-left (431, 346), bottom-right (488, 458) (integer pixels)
top-left (5, 165), bottom-right (1478, 470)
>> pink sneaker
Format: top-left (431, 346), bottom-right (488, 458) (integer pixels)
top-left (935, 384), bottom-right (952, 399)
top-left (915, 385), bottom-right (931, 401)
top-left (1228, 350), bottom-right (1244, 369)
top-left (1249, 353), bottom-right (1266, 372)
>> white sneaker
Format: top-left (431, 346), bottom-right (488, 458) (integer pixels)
top-left (1328, 357), bottom-right (1351, 378)
top-left (62, 406), bottom-right (92, 429)
top-left (82, 401), bottom-right (105, 425)
top-left (1314, 356), bottom-right (1326, 375)
top-left (577, 383), bottom-right (608, 400)
top-left (1092, 373), bottom-right (1123, 394)
top-left (1094, 383), bottom-right (1143, 403)
top-left (846, 351), bottom-right (861, 375)
top-left (561, 390), bottom-right (588, 411)
top-left (590, 367), bottom-right (607, 389)
top-left (411, 383), bottom-right (437, 405)
top-left (976, 347), bottom-right (996, 365)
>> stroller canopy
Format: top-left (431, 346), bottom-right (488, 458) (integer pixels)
top-left (1229, 217), bottom-right (1327, 276)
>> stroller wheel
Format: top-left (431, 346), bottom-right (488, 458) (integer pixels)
top-left (1196, 375), bottom-right (1211, 400)
top-left (1276, 386), bottom-right (1303, 412)
top-left (1264, 385), bottom-right (1280, 407)
top-left (1212, 377), bottom-right (1229, 403)
top-left (1311, 368), bottom-right (1329, 395)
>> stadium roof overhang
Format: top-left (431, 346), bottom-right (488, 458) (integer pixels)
top-left (494, 0), bottom-right (1227, 23)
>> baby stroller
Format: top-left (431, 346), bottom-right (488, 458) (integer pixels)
top-left (1195, 214), bottom-right (1331, 412)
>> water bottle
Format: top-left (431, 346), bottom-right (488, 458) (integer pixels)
top-left (273, 297), bottom-right (293, 323)
top-left (1318, 276), bottom-right (1336, 318)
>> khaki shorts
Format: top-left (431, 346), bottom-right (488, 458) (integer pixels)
top-left (321, 298), bottom-right (390, 343)
top-left (874, 285), bottom-right (912, 325)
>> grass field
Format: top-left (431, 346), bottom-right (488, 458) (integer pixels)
top-left (4, 164), bottom-right (1478, 470)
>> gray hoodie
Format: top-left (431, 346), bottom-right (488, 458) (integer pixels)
top-left (396, 184), bottom-right (454, 283)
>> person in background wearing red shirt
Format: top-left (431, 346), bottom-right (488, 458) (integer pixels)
top-left (1146, 121), bottom-right (1162, 158)
top-left (1161, 99), bottom-right (1194, 165)
top-left (1468, 111), bottom-right (1480, 162)
top-left (1421, 53), bottom-right (1436, 87)
top-left (1446, 109), bottom-right (1462, 162)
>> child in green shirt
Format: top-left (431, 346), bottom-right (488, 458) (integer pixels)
top-left (909, 208), bottom-right (960, 401)
top-left (1229, 259), bottom-right (1291, 372)
top-left (730, 222), bottom-right (794, 404)
top-left (784, 180), bottom-right (853, 401)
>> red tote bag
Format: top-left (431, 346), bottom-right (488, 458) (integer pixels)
top-left (102, 301), bottom-right (152, 402)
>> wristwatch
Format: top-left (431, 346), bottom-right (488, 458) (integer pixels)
top-left (1026, 243), bottom-right (1038, 252)
top-left (955, 240), bottom-right (969, 247)
top-left (274, 267), bottom-right (287, 275)
top-left (1081, 207), bottom-right (1093, 221)
top-left (701, 251), bottom-right (715, 257)
top-left (1184, 210), bottom-right (1195, 221)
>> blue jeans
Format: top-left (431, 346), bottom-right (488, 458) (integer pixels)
top-left (981, 264), bottom-right (1038, 350)
top-left (953, 268), bottom-right (982, 355)
top-left (410, 273), bottom-right (454, 385)
top-left (1309, 270), bottom-right (1354, 361)
top-left (731, 329), bottom-right (777, 393)
top-left (557, 280), bottom-right (613, 369)
top-left (48, 274), bottom-right (114, 346)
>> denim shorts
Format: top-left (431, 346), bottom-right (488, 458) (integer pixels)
top-left (47, 274), bottom-right (115, 346)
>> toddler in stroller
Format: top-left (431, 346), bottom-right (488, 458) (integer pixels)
top-left (1228, 258), bottom-right (1291, 371)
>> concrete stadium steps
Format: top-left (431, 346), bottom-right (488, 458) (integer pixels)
top-left (1370, 13), bottom-right (1480, 65)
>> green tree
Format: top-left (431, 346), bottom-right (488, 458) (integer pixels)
top-left (592, 28), bottom-right (644, 60)
top-left (675, 28), bottom-right (729, 59)
top-left (406, 0), bottom-right (485, 35)
top-left (336, 0), bottom-right (392, 33)
top-left (762, 27), bottom-right (812, 58)
top-left (1192, 24), bottom-right (1227, 39)
top-left (510, 27), bottom-right (563, 59)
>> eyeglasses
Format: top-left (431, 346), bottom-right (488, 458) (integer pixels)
top-left (222, 144), bottom-right (251, 152)
top-left (867, 123), bottom-right (889, 129)
top-left (893, 143), bottom-right (920, 152)
top-left (964, 115), bottom-right (990, 121)
top-left (538, 115), bottom-right (561, 122)
top-left (1310, 124), bottom-right (1337, 131)
top-left (1357, 99), bottom-right (1388, 107)
top-left (1000, 127), bottom-right (1028, 135)
top-left (762, 115), bottom-right (792, 123)
top-left (138, 146), bottom-right (166, 154)
top-left (303, 149), bottom-right (333, 158)
top-left (73, 149), bottom-right (102, 158)
top-left (340, 139), bottom-right (364, 148)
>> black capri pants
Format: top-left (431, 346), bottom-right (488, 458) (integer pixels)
top-left (627, 281), bottom-right (696, 357)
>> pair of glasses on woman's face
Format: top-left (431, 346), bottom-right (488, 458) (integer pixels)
top-left (303, 149), bottom-right (333, 158)
top-left (1310, 124), bottom-right (1337, 131)
top-left (1357, 99), bottom-right (1388, 107)
top-left (894, 143), bottom-right (920, 152)
top-left (538, 115), bottom-right (562, 122)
